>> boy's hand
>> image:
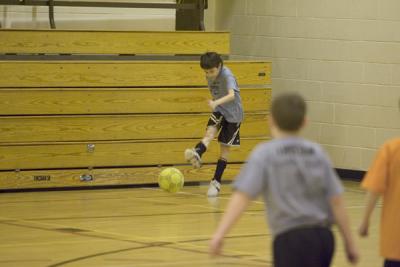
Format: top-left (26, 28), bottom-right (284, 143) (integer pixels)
top-left (208, 100), bottom-right (218, 111)
top-left (209, 234), bottom-right (224, 257)
top-left (345, 242), bottom-right (360, 265)
top-left (358, 220), bottom-right (369, 237)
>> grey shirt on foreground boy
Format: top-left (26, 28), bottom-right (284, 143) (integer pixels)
top-left (234, 137), bottom-right (343, 236)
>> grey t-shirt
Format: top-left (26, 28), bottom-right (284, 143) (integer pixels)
top-left (207, 66), bottom-right (243, 123)
top-left (234, 137), bottom-right (344, 237)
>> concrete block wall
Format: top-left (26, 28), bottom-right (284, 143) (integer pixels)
top-left (214, 0), bottom-right (400, 171)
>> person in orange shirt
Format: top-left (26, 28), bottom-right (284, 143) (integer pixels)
top-left (359, 99), bottom-right (400, 267)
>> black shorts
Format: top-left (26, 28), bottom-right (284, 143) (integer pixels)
top-left (384, 260), bottom-right (400, 267)
top-left (207, 112), bottom-right (241, 146)
top-left (273, 226), bottom-right (334, 267)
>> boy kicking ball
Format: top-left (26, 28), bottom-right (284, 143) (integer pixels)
top-left (185, 52), bottom-right (243, 197)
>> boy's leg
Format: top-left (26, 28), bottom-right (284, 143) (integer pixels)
top-left (207, 144), bottom-right (229, 197)
top-left (207, 120), bottom-right (240, 197)
top-left (384, 260), bottom-right (400, 267)
top-left (185, 126), bottom-right (217, 168)
top-left (214, 144), bottom-right (229, 183)
top-left (201, 125), bottom-right (218, 148)
top-left (185, 112), bottom-right (221, 168)
top-left (273, 227), bottom-right (334, 267)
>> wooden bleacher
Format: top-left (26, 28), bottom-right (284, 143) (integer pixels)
top-left (0, 30), bottom-right (229, 55)
top-left (0, 29), bottom-right (271, 190)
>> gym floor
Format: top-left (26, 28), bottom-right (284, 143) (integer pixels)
top-left (0, 180), bottom-right (381, 267)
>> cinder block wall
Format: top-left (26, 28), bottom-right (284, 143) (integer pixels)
top-left (214, 0), bottom-right (400, 171)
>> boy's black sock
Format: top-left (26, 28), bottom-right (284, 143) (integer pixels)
top-left (213, 158), bottom-right (227, 183)
top-left (194, 142), bottom-right (207, 158)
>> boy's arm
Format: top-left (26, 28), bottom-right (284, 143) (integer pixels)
top-left (330, 194), bottom-right (359, 264)
top-left (209, 191), bottom-right (251, 256)
top-left (359, 191), bottom-right (380, 237)
top-left (358, 144), bottom-right (388, 237)
top-left (208, 89), bottom-right (235, 110)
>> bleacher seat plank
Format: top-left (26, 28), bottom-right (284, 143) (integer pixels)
top-left (0, 164), bottom-right (243, 190)
top-left (0, 138), bottom-right (267, 171)
top-left (0, 30), bottom-right (230, 55)
top-left (0, 61), bottom-right (271, 87)
top-left (0, 113), bottom-right (269, 142)
top-left (0, 88), bottom-right (271, 115)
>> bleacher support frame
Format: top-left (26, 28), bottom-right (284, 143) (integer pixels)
top-left (0, 0), bottom-right (207, 29)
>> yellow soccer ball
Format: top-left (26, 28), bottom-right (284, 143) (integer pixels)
top-left (158, 167), bottom-right (184, 193)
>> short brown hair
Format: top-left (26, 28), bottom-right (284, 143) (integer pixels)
top-left (271, 92), bottom-right (306, 132)
top-left (200, 52), bottom-right (223, 69)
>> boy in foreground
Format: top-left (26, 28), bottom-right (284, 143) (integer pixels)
top-left (209, 92), bottom-right (359, 267)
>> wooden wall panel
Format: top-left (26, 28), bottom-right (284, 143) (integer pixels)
top-left (0, 30), bottom-right (230, 55)
top-left (0, 88), bottom-right (271, 115)
top-left (0, 138), bottom-right (267, 170)
top-left (0, 61), bottom-right (271, 87)
top-left (0, 114), bottom-right (269, 142)
top-left (0, 164), bottom-right (243, 190)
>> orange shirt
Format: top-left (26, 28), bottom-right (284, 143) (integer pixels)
top-left (362, 138), bottom-right (400, 260)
